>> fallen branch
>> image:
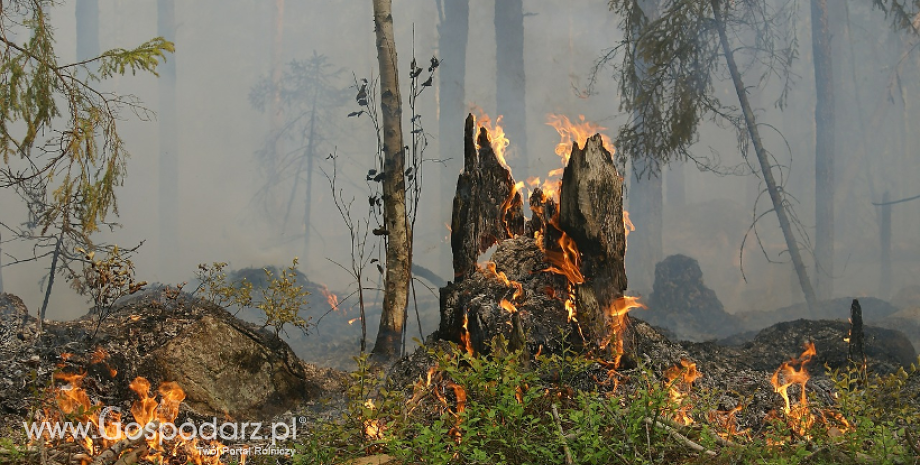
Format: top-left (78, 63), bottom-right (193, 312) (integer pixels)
top-left (644, 417), bottom-right (717, 457)
top-left (91, 420), bottom-right (159, 465)
top-left (551, 404), bottom-right (573, 465)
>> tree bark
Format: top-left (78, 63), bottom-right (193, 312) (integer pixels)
top-left (371, 0), bottom-right (411, 361)
top-left (437, 0), bottom-right (469, 278)
top-left (811, 0), bottom-right (835, 301)
top-left (494, 0), bottom-right (527, 173)
top-left (559, 135), bottom-right (628, 352)
top-left (157, 0), bottom-right (178, 277)
top-left (711, 0), bottom-right (817, 311)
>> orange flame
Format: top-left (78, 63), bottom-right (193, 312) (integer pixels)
top-left (624, 210), bottom-right (634, 240)
top-left (473, 110), bottom-right (511, 169)
top-left (320, 285), bottom-right (339, 310)
top-left (460, 313), bottom-right (474, 356)
top-left (770, 342), bottom-right (818, 438)
top-left (545, 114), bottom-right (614, 165)
top-left (664, 359), bottom-right (701, 426)
top-left (500, 299), bottom-right (517, 314)
top-left (481, 262), bottom-right (524, 301)
top-left (603, 295), bottom-right (646, 367)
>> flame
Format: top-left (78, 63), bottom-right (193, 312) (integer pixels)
top-left (500, 181), bottom-right (525, 236)
top-left (363, 399), bottom-right (383, 440)
top-left (708, 406), bottom-right (746, 439)
top-left (770, 342), bottom-right (818, 438)
top-left (539, 228), bottom-right (585, 285)
top-left (45, 372), bottom-right (224, 465)
top-left (602, 295), bottom-right (646, 367)
top-left (347, 317), bottom-right (360, 325)
top-left (664, 359), bottom-right (701, 426)
top-left (500, 299), bottom-right (517, 314)
top-left (623, 210), bottom-right (634, 240)
top-left (481, 262), bottom-right (524, 301)
top-left (320, 285), bottom-right (339, 310)
top-left (460, 313), bottom-right (474, 356)
top-left (473, 110), bottom-right (511, 169)
top-left (546, 114), bottom-right (614, 161)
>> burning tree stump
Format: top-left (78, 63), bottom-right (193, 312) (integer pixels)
top-left (558, 134), bottom-right (628, 354)
top-left (439, 120), bottom-right (629, 360)
top-left (451, 114), bottom-right (525, 280)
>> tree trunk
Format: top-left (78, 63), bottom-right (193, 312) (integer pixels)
top-left (711, 0), bottom-right (818, 311)
top-left (494, 0), bottom-right (527, 173)
top-left (157, 0), bottom-right (178, 277)
top-left (269, 0), bottom-right (285, 170)
top-left (38, 231), bottom-right (64, 334)
top-left (811, 0), bottom-right (835, 300)
top-left (625, 0), bottom-right (662, 296)
top-left (559, 135), bottom-right (628, 354)
top-left (75, 0), bottom-right (99, 61)
top-left (371, 0), bottom-right (411, 361)
top-left (437, 0), bottom-right (469, 279)
top-left (626, 160), bottom-right (662, 295)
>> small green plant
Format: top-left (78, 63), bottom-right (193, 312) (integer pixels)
top-left (196, 258), bottom-right (311, 337)
top-left (70, 245), bottom-right (146, 337)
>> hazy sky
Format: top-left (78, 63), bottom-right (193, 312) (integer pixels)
top-left (2, 0), bottom-right (917, 324)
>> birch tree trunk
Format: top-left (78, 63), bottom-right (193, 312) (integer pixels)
top-left (371, 0), bottom-right (411, 361)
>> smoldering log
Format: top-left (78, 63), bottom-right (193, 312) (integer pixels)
top-left (450, 114), bottom-right (525, 281)
top-left (558, 134), bottom-right (628, 351)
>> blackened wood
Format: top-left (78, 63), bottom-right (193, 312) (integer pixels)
top-left (450, 114), bottom-right (525, 281)
top-left (848, 298), bottom-right (866, 369)
top-left (558, 135), bottom-right (628, 350)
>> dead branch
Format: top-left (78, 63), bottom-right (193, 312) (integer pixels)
top-left (644, 417), bottom-right (717, 457)
top-left (551, 404), bottom-right (574, 465)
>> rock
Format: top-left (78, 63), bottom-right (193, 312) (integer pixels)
top-left (640, 254), bottom-right (742, 341)
top-left (737, 297), bottom-right (900, 331)
top-left (146, 314), bottom-right (323, 419)
top-left (0, 293), bottom-right (34, 342)
top-left (732, 319), bottom-right (915, 374)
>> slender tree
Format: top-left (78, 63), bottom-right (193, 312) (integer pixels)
top-left (623, 0), bottom-right (661, 295)
top-left (811, 0), bottom-right (835, 300)
top-left (157, 0), bottom-right (178, 276)
top-left (494, 0), bottom-right (528, 172)
top-left (0, 1), bottom-right (172, 324)
top-left (371, 0), bottom-right (411, 361)
top-left (598, 0), bottom-right (819, 310)
top-left (436, 0), bottom-right (469, 277)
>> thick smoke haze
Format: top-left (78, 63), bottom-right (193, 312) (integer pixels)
top-left (2, 1), bottom-right (917, 339)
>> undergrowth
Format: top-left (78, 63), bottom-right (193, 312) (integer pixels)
top-left (287, 338), bottom-right (920, 465)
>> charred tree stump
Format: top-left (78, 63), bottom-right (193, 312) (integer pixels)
top-left (848, 298), bottom-right (866, 371)
top-left (558, 135), bottom-right (628, 353)
top-left (450, 114), bottom-right (524, 280)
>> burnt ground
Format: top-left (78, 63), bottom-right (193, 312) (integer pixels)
top-left (2, 288), bottom-right (919, 461)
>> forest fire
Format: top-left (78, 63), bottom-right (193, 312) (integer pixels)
top-left (664, 359), bottom-right (701, 426)
top-left (320, 285), bottom-right (340, 310)
top-left (770, 342), bottom-right (818, 438)
top-left (473, 111), bottom-right (511, 169)
top-left (40, 370), bottom-right (229, 465)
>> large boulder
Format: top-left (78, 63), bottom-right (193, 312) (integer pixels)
top-left (0, 291), bottom-right (344, 422)
top-left (640, 254), bottom-right (742, 341)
